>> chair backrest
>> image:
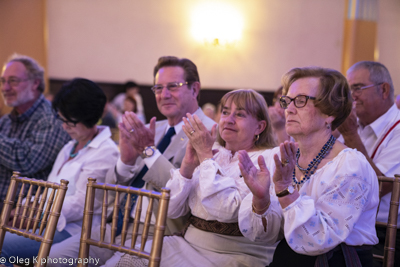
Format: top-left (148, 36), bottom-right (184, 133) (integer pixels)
top-left (0, 171), bottom-right (69, 267)
top-left (78, 178), bottom-right (170, 267)
top-left (373, 174), bottom-right (400, 267)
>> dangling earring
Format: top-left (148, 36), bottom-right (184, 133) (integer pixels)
top-left (255, 134), bottom-right (260, 141)
top-left (326, 123), bottom-right (331, 129)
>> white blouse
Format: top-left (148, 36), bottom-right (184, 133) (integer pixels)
top-left (239, 148), bottom-right (379, 256)
top-left (47, 126), bottom-right (119, 235)
top-left (166, 143), bottom-right (282, 244)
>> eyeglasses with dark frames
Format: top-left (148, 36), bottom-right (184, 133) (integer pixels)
top-left (279, 95), bottom-right (316, 109)
top-left (151, 82), bottom-right (189, 95)
top-left (56, 113), bottom-right (79, 127)
top-left (0, 77), bottom-right (31, 88)
top-left (350, 83), bottom-right (383, 96)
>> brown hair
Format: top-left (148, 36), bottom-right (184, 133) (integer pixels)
top-left (153, 56), bottom-right (200, 101)
top-left (124, 96), bottom-right (137, 113)
top-left (272, 86), bottom-right (283, 105)
top-left (216, 89), bottom-right (276, 149)
top-left (281, 67), bottom-right (352, 131)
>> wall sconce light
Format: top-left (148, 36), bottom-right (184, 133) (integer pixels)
top-left (191, 2), bottom-right (244, 46)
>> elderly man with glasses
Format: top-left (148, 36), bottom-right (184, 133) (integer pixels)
top-left (337, 61), bottom-right (400, 266)
top-left (0, 54), bottom-right (70, 208)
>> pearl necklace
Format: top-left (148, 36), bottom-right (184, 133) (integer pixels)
top-left (70, 139), bottom-right (91, 158)
top-left (292, 135), bottom-right (336, 185)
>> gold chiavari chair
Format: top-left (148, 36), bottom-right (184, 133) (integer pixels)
top-left (78, 178), bottom-right (170, 267)
top-left (373, 174), bottom-right (400, 267)
top-left (0, 171), bottom-right (69, 267)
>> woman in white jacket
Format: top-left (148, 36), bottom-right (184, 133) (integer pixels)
top-left (159, 89), bottom-right (282, 267)
top-left (1, 78), bottom-right (119, 266)
top-left (239, 67), bottom-right (378, 267)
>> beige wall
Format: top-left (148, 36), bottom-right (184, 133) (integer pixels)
top-left (377, 0), bottom-right (400, 95)
top-left (46, 0), bottom-right (346, 91)
top-left (1, 0), bottom-right (399, 95)
top-left (0, 0), bottom-right (47, 67)
top-left (0, 0), bottom-right (47, 115)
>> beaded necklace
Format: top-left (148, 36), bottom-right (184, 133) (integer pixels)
top-left (293, 135), bottom-right (336, 185)
top-left (295, 155), bottom-right (308, 171)
top-left (69, 139), bottom-right (91, 158)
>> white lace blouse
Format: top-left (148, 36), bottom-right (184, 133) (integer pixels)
top-left (239, 148), bottom-right (379, 256)
top-left (166, 143), bottom-right (282, 242)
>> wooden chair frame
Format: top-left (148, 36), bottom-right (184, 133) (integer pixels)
top-left (0, 171), bottom-right (69, 267)
top-left (373, 174), bottom-right (400, 267)
top-left (78, 178), bottom-right (170, 267)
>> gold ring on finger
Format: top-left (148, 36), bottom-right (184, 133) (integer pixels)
top-left (281, 158), bottom-right (289, 167)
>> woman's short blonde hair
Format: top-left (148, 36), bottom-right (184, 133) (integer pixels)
top-left (281, 67), bottom-right (352, 131)
top-left (216, 89), bottom-right (276, 149)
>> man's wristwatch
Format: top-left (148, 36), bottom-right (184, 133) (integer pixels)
top-left (141, 146), bottom-right (157, 158)
top-left (276, 185), bottom-right (295, 198)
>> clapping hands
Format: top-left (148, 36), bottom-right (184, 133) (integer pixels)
top-left (238, 151), bottom-right (271, 212)
top-left (118, 111), bottom-right (156, 165)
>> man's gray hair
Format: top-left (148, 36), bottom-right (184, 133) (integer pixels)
top-left (6, 54), bottom-right (45, 93)
top-left (348, 61), bottom-right (394, 101)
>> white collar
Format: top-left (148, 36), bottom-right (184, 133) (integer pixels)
top-left (69, 125), bottom-right (111, 149)
top-left (366, 104), bottom-right (400, 138)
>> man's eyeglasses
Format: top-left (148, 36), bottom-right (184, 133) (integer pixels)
top-left (151, 82), bottom-right (189, 95)
top-left (279, 95), bottom-right (316, 109)
top-left (350, 83), bottom-right (383, 96)
top-left (56, 114), bottom-right (78, 127)
top-left (0, 77), bottom-right (31, 87)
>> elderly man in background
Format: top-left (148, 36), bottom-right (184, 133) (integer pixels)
top-left (338, 61), bottom-right (400, 266)
top-left (48, 56), bottom-right (216, 267)
top-left (0, 54), bottom-right (70, 208)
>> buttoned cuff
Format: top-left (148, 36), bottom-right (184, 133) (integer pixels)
top-left (116, 157), bottom-right (139, 177)
top-left (142, 149), bottom-right (162, 169)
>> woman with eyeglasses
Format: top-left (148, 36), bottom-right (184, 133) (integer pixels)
top-left (0, 78), bottom-right (119, 265)
top-left (238, 67), bottom-right (379, 266)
